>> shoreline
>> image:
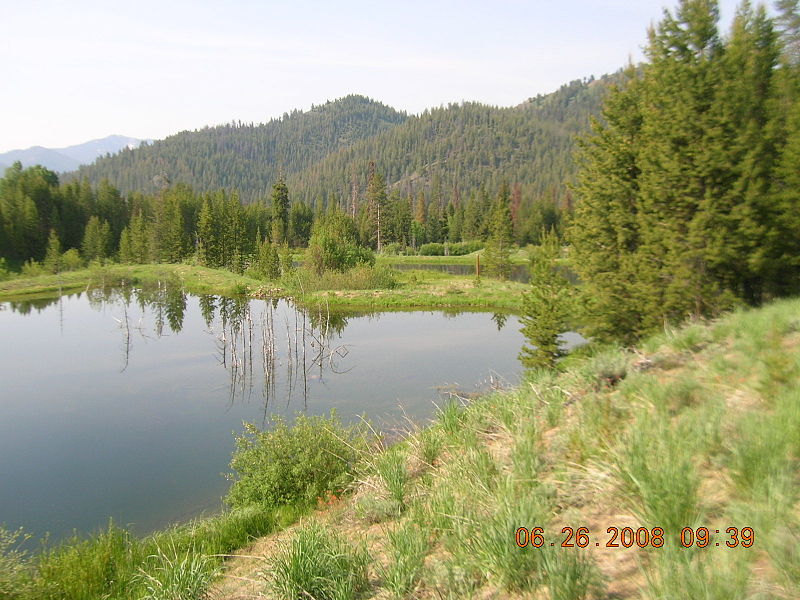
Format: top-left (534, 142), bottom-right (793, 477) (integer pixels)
top-left (0, 263), bottom-right (527, 313)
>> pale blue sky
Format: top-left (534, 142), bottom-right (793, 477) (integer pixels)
top-left (1, 0), bottom-right (748, 152)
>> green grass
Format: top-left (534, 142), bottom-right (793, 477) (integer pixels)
top-left (610, 411), bottom-right (702, 537)
top-left (133, 541), bottom-right (220, 600)
top-left (298, 269), bottom-right (527, 312)
top-left (374, 449), bottom-right (410, 511)
top-left (0, 261), bottom-right (528, 312)
top-left (380, 523), bottom-right (430, 598)
top-left (0, 263), bottom-right (271, 302)
top-left (1, 505), bottom-right (287, 600)
top-left (270, 524), bottom-right (370, 600)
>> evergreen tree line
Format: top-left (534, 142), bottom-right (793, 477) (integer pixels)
top-left (0, 166), bottom-right (314, 273)
top-left (0, 158), bottom-right (537, 276)
top-left (569, 0), bottom-right (800, 343)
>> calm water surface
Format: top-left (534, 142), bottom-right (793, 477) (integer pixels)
top-left (0, 286), bottom-right (583, 542)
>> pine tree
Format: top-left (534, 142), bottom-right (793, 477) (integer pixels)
top-left (255, 237), bottom-right (280, 280)
top-left (196, 199), bottom-right (218, 267)
top-left (82, 216), bottom-right (111, 262)
top-left (697, 2), bottom-right (781, 303)
top-left (770, 94), bottom-right (800, 295)
top-left (569, 68), bottom-right (645, 343)
top-left (366, 168), bottom-right (388, 251)
top-left (279, 244), bottom-right (295, 277)
top-left (271, 178), bottom-right (290, 244)
top-left (118, 226), bottom-right (134, 263)
top-left (635, 0), bottom-right (725, 327)
top-left (43, 229), bottom-right (62, 273)
top-left (519, 230), bottom-right (573, 370)
top-left (483, 183), bottom-right (514, 279)
top-left (776, 0), bottom-right (800, 64)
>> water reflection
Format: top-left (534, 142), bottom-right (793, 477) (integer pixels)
top-left (14, 284), bottom-right (367, 412)
top-left (2, 283), bottom-right (528, 414)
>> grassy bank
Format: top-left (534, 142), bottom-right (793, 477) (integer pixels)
top-left (0, 504), bottom-right (307, 600)
top-left (0, 264), bottom-right (276, 302)
top-left (0, 263), bottom-right (527, 312)
top-left (294, 269), bottom-right (526, 312)
top-left (211, 297), bottom-right (800, 600)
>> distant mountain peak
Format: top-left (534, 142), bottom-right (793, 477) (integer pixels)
top-left (0, 135), bottom-right (148, 173)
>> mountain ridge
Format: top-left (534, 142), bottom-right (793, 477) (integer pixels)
top-left (66, 78), bottom-right (616, 206)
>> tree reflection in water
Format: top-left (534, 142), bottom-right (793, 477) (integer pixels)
top-left (63, 281), bottom-right (356, 413)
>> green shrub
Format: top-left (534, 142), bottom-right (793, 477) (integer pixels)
top-left (449, 241), bottom-right (484, 255)
top-left (60, 249), bottom-right (84, 272)
top-left (418, 243), bottom-right (444, 256)
top-left (20, 260), bottom-right (45, 277)
top-left (271, 524), bottom-right (370, 600)
top-left (226, 412), bottom-right (372, 509)
top-left (380, 242), bottom-right (405, 255)
top-left (306, 210), bottom-right (374, 275)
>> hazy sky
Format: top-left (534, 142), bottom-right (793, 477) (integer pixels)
top-left (1, 0), bottom-right (747, 152)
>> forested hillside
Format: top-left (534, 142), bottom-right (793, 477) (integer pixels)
top-left (68, 78), bottom-right (611, 209)
top-left (285, 76), bottom-right (610, 209)
top-left (70, 95), bottom-right (408, 202)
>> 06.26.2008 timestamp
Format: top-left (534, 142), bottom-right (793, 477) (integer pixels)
top-left (514, 526), bottom-right (755, 549)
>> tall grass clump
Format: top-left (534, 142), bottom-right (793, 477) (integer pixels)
top-left (132, 542), bottom-right (219, 600)
top-left (611, 413), bottom-right (701, 538)
top-left (665, 320), bottom-right (712, 353)
top-left (227, 411), bottom-right (373, 509)
top-left (374, 449), bottom-right (409, 511)
top-left (436, 398), bottom-right (465, 438)
top-left (161, 504), bottom-right (277, 558)
top-left (380, 523), bottom-right (429, 598)
top-left (455, 487), bottom-right (549, 592)
top-left (414, 427), bottom-right (443, 468)
top-left (511, 417), bottom-right (542, 483)
top-left (34, 523), bottom-right (135, 600)
top-left (644, 549), bottom-right (749, 600)
top-left (541, 546), bottom-right (604, 600)
top-left (270, 524), bottom-right (370, 600)
top-left (291, 264), bottom-right (397, 292)
top-left (769, 524), bottom-right (800, 593)
top-left (728, 413), bottom-right (794, 501)
top-left (0, 526), bottom-right (32, 599)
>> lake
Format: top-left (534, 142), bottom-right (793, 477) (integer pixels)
top-left (0, 285), bottom-right (584, 542)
